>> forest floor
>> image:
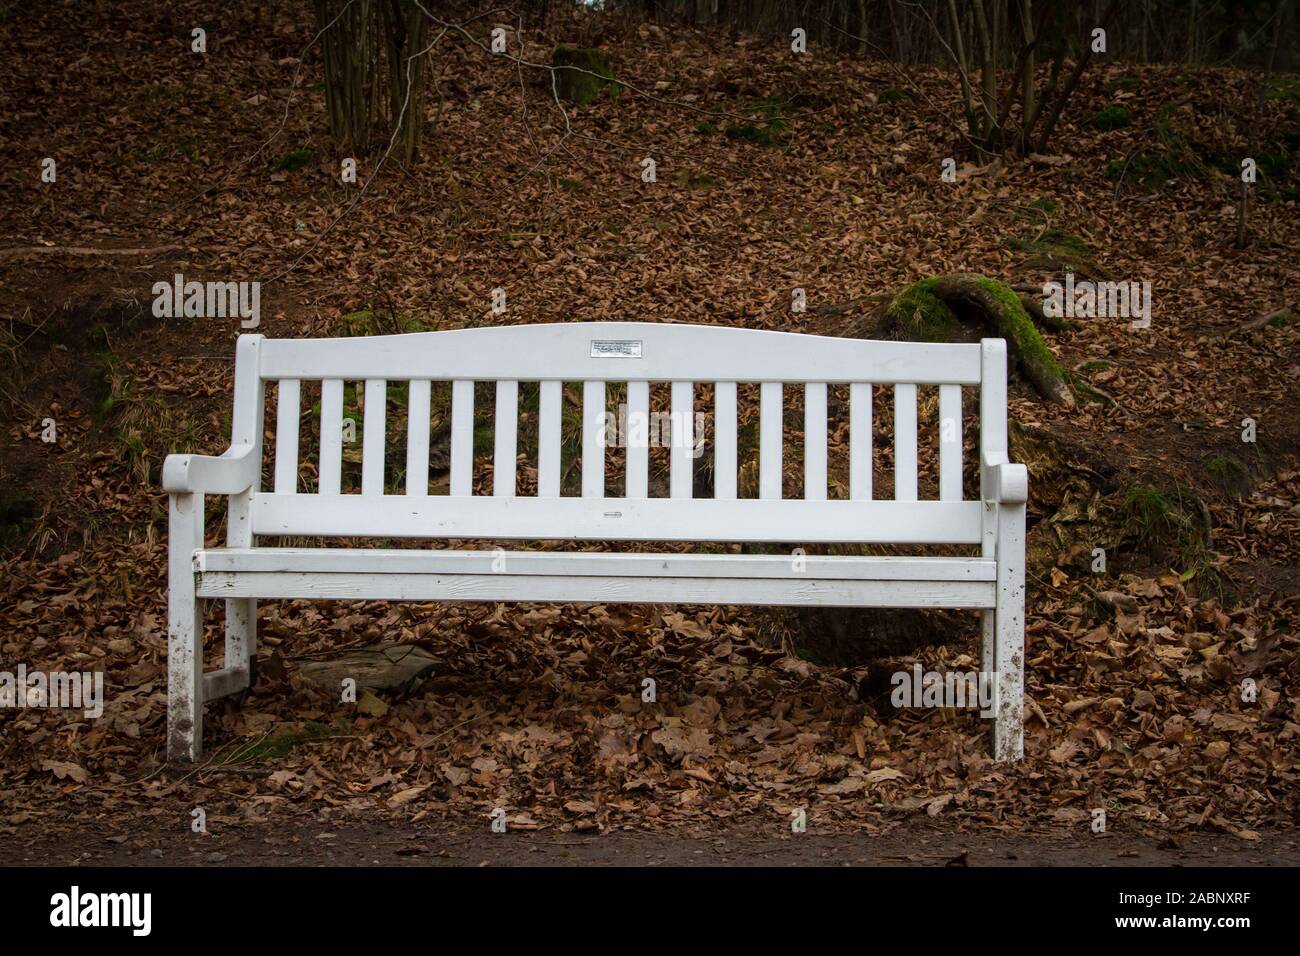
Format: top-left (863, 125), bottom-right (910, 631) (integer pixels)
top-left (1, 1), bottom-right (1298, 864)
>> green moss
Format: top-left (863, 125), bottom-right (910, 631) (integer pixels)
top-left (973, 276), bottom-right (1058, 377)
top-left (1008, 228), bottom-right (1107, 280)
top-left (1030, 197), bottom-right (1057, 214)
top-left (1095, 106), bottom-right (1132, 131)
top-left (878, 88), bottom-right (907, 104)
top-left (694, 122), bottom-right (719, 134)
top-left (884, 277), bottom-right (961, 342)
top-left (1266, 74), bottom-right (1300, 102)
top-left (1267, 309), bottom-right (1299, 327)
top-left (552, 46), bottom-right (620, 106)
top-left (725, 98), bottom-right (789, 147)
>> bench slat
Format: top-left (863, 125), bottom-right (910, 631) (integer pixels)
top-left (760, 382), bottom-right (782, 500)
top-left (538, 380), bottom-right (562, 498)
top-left (406, 380), bottom-right (431, 496)
top-left (626, 380), bottom-right (649, 498)
top-left (582, 381), bottom-right (605, 497)
top-left (450, 380), bottom-right (474, 496)
top-left (362, 379), bottom-right (386, 495)
top-left (199, 548), bottom-right (997, 581)
top-left (274, 379), bottom-right (300, 494)
top-left (804, 382), bottom-right (827, 500)
top-left (714, 382), bottom-right (737, 500)
top-left (251, 495), bottom-right (984, 543)
top-left (894, 383), bottom-right (918, 501)
top-left (318, 378), bottom-right (343, 495)
top-left (198, 570), bottom-right (994, 608)
top-left (939, 383), bottom-right (962, 501)
top-left (671, 381), bottom-right (693, 499)
top-left (494, 379), bottom-right (518, 497)
top-left (850, 382), bottom-right (872, 500)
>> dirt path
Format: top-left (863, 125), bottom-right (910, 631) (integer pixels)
top-left (5, 818), bottom-right (1295, 867)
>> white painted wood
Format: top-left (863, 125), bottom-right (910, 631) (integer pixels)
top-left (979, 339), bottom-right (1008, 502)
top-left (318, 378), bottom-right (343, 495)
top-left (894, 383), bottom-right (918, 502)
top-left (199, 548), bottom-right (998, 581)
top-left (252, 495), bottom-right (984, 543)
top-left (361, 378), bottom-right (386, 495)
top-left (939, 383), bottom-right (962, 501)
top-left (274, 379), bottom-right (300, 494)
top-left (714, 382), bottom-right (737, 500)
top-left (494, 380), bottom-right (518, 497)
top-left (167, 327), bottom-right (1028, 762)
top-left (993, 501), bottom-right (1026, 761)
top-left (162, 444), bottom-right (258, 494)
top-left (167, 492), bottom-right (204, 761)
top-left (538, 381), bottom-right (562, 498)
top-left (804, 383), bottom-right (827, 500)
top-left (760, 382), bottom-right (782, 500)
top-left (260, 322), bottom-right (983, 385)
top-left (671, 381), bottom-right (693, 499)
top-left (849, 383), bottom-right (872, 500)
top-left (223, 335), bottom-right (262, 700)
top-left (450, 380), bottom-right (474, 497)
top-left (199, 572), bottom-right (994, 609)
top-left (625, 381), bottom-right (650, 498)
top-left (582, 380), bottom-right (605, 498)
top-left (406, 380), bottom-right (431, 496)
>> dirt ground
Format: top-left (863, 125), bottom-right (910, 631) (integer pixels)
top-left (4, 817), bottom-right (1296, 867)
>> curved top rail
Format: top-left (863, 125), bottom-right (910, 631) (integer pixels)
top-left (255, 322), bottom-right (987, 384)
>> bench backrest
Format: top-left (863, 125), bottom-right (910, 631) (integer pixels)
top-left (230, 323), bottom-right (1010, 545)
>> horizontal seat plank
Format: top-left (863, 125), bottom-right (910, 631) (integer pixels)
top-left (197, 548), bottom-right (996, 581)
top-left (196, 571), bottom-right (994, 609)
top-left (250, 496), bottom-right (984, 544)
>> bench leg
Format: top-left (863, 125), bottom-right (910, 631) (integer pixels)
top-left (992, 502), bottom-right (1026, 761)
top-left (224, 598), bottom-right (256, 691)
top-left (167, 493), bottom-right (204, 762)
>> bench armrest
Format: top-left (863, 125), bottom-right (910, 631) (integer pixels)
top-left (982, 453), bottom-right (1028, 504)
top-left (162, 444), bottom-right (258, 495)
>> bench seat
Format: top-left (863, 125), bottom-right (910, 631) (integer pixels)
top-left (194, 548), bottom-right (998, 607)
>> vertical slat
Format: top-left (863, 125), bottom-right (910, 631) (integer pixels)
top-left (894, 383), bottom-right (918, 501)
top-left (405, 380), bottom-right (431, 496)
top-left (361, 378), bottom-right (386, 495)
top-left (319, 378), bottom-right (343, 495)
top-left (670, 381), bottom-right (693, 498)
top-left (625, 380), bottom-right (649, 498)
top-left (224, 336), bottom-right (263, 703)
top-left (939, 383), bottom-right (962, 501)
top-left (274, 379), bottom-right (300, 494)
top-left (538, 381), bottom-right (562, 497)
top-left (804, 383), bottom-right (827, 500)
top-left (850, 383), bottom-right (872, 500)
top-left (582, 380), bottom-right (605, 497)
top-left (714, 382), bottom-right (737, 499)
top-left (450, 379), bottom-right (474, 497)
top-left (494, 380), bottom-right (518, 496)
top-left (760, 382), bottom-right (782, 500)
top-left (979, 339), bottom-right (1008, 501)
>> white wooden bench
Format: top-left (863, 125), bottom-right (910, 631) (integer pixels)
top-left (163, 323), bottom-right (1027, 762)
